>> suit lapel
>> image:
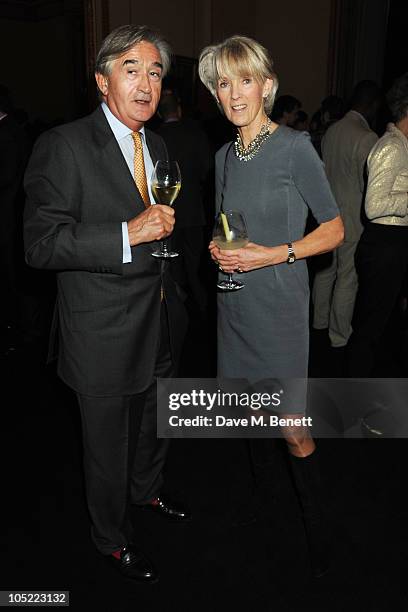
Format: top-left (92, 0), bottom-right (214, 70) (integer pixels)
top-left (90, 107), bottom-right (147, 214)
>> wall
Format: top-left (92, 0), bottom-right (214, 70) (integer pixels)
top-left (101, 0), bottom-right (332, 115)
top-left (110, 0), bottom-right (196, 58)
top-left (255, 0), bottom-right (331, 115)
top-left (1, 0), bottom-right (332, 122)
top-left (0, 17), bottom-right (76, 122)
top-left (1, 0), bottom-right (86, 125)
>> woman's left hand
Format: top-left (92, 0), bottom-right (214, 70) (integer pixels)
top-left (216, 242), bottom-right (279, 273)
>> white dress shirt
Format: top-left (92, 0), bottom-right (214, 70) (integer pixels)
top-left (101, 102), bottom-right (155, 263)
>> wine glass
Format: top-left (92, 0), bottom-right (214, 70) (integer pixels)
top-left (213, 210), bottom-right (249, 291)
top-left (151, 160), bottom-right (181, 258)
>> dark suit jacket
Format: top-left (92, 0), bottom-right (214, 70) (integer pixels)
top-left (24, 106), bottom-right (187, 396)
top-left (156, 119), bottom-right (212, 228)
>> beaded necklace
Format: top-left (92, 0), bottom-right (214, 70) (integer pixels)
top-left (234, 118), bottom-right (273, 162)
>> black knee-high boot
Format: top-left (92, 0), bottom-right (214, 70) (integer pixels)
top-left (248, 438), bottom-right (282, 502)
top-left (288, 449), bottom-right (331, 578)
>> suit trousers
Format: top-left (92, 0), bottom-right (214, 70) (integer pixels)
top-left (347, 223), bottom-right (408, 377)
top-left (312, 240), bottom-right (359, 347)
top-left (77, 302), bottom-right (172, 554)
top-left (170, 226), bottom-right (208, 312)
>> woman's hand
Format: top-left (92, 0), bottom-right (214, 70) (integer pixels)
top-left (209, 240), bottom-right (221, 264)
top-left (209, 241), bottom-right (285, 273)
top-left (209, 215), bottom-right (345, 273)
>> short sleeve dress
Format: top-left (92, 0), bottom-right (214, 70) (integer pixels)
top-left (215, 126), bottom-right (339, 406)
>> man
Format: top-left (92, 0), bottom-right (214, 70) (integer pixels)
top-left (24, 25), bottom-right (189, 583)
top-left (312, 81), bottom-right (381, 349)
top-left (270, 94), bottom-right (301, 126)
top-left (156, 92), bottom-right (212, 314)
top-left (309, 95), bottom-right (343, 157)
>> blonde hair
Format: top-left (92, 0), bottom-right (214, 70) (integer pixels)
top-left (198, 35), bottom-right (279, 114)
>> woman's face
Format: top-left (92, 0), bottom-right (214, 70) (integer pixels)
top-left (216, 73), bottom-right (272, 131)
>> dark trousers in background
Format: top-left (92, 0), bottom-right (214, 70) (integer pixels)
top-left (170, 226), bottom-right (208, 313)
top-left (347, 223), bottom-right (408, 377)
top-left (77, 303), bottom-right (172, 554)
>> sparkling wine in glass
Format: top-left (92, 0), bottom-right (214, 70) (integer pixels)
top-left (213, 210), bottom-right (248, 291)
top-left (151, 160), bottom-right (181, 258)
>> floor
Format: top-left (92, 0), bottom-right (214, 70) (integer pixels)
top-left (2, 283), bottom-right (408, 611)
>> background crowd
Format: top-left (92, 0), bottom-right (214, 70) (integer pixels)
top-left (2, 75), bottom-right (407, 379)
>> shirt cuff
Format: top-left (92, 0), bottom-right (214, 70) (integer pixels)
top-left (122, 221), bottom-right (132, 263)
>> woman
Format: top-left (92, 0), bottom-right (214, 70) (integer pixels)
top-left (198, 36), bottom-right (344, 577)
top-left (347, 72), bottom-right (408, 377)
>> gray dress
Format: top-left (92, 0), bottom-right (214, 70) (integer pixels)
top-left (216, 126), bottom-right (339, 403)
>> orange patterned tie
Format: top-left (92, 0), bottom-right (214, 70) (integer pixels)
top-left (132, 131), bottom-right (163, 300)
top-left (131, 131), bottom-right (150, 208)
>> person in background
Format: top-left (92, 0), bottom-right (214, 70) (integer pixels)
top-left (293, 109), bottom-right (309, 131)
top-left (312, 81), bottom-right (381, 352)
top-left (310, 95), bottom-right (343, 157)
top-left (270, 94), bottom-right (301, 126)
top-left (199, 35), bottom-right (343, 578)
top-left (347, 73), bottom-right (408, 376)
top-left (24, 25), bottom-right (189, 583)
top-left (156, 92), bottom-right (213, 315)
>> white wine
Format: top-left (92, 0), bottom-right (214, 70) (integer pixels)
top-left (152, 183), bottom-right (181, 206)
top-left (213, 237), bottom-right (249, 250)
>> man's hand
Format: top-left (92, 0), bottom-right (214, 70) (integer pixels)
top-left (128, 205), bottom-right (175, 246)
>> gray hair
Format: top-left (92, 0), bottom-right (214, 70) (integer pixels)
top-left (198, 35), bottom-right (279, 115)
top-left (386, 72), bottom-right (408, 123)
top-left (95, 24), bottom-right (172, 77)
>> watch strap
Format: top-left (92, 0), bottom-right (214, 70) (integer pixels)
top-left (287, 242), bottom-right (296, 264)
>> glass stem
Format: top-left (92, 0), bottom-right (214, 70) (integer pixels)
top-left (228, 273), bottom-right (234, 283)
top-left (162, 240), bottom-right (169, 255)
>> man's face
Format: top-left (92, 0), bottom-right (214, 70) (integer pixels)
top-left (95, 41), bottom-right (163, 130)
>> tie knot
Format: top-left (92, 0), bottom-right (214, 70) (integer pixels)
top-left (132, 131), bottom-right (142, 149)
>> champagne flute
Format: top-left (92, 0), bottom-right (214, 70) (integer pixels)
top-left (151, 160), bottom-right (181, 258)
top-left (213, 210), bottom-right (248, 291)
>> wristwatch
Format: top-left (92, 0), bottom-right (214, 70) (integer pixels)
top-left (287, 242), bottom-right (296, 264)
